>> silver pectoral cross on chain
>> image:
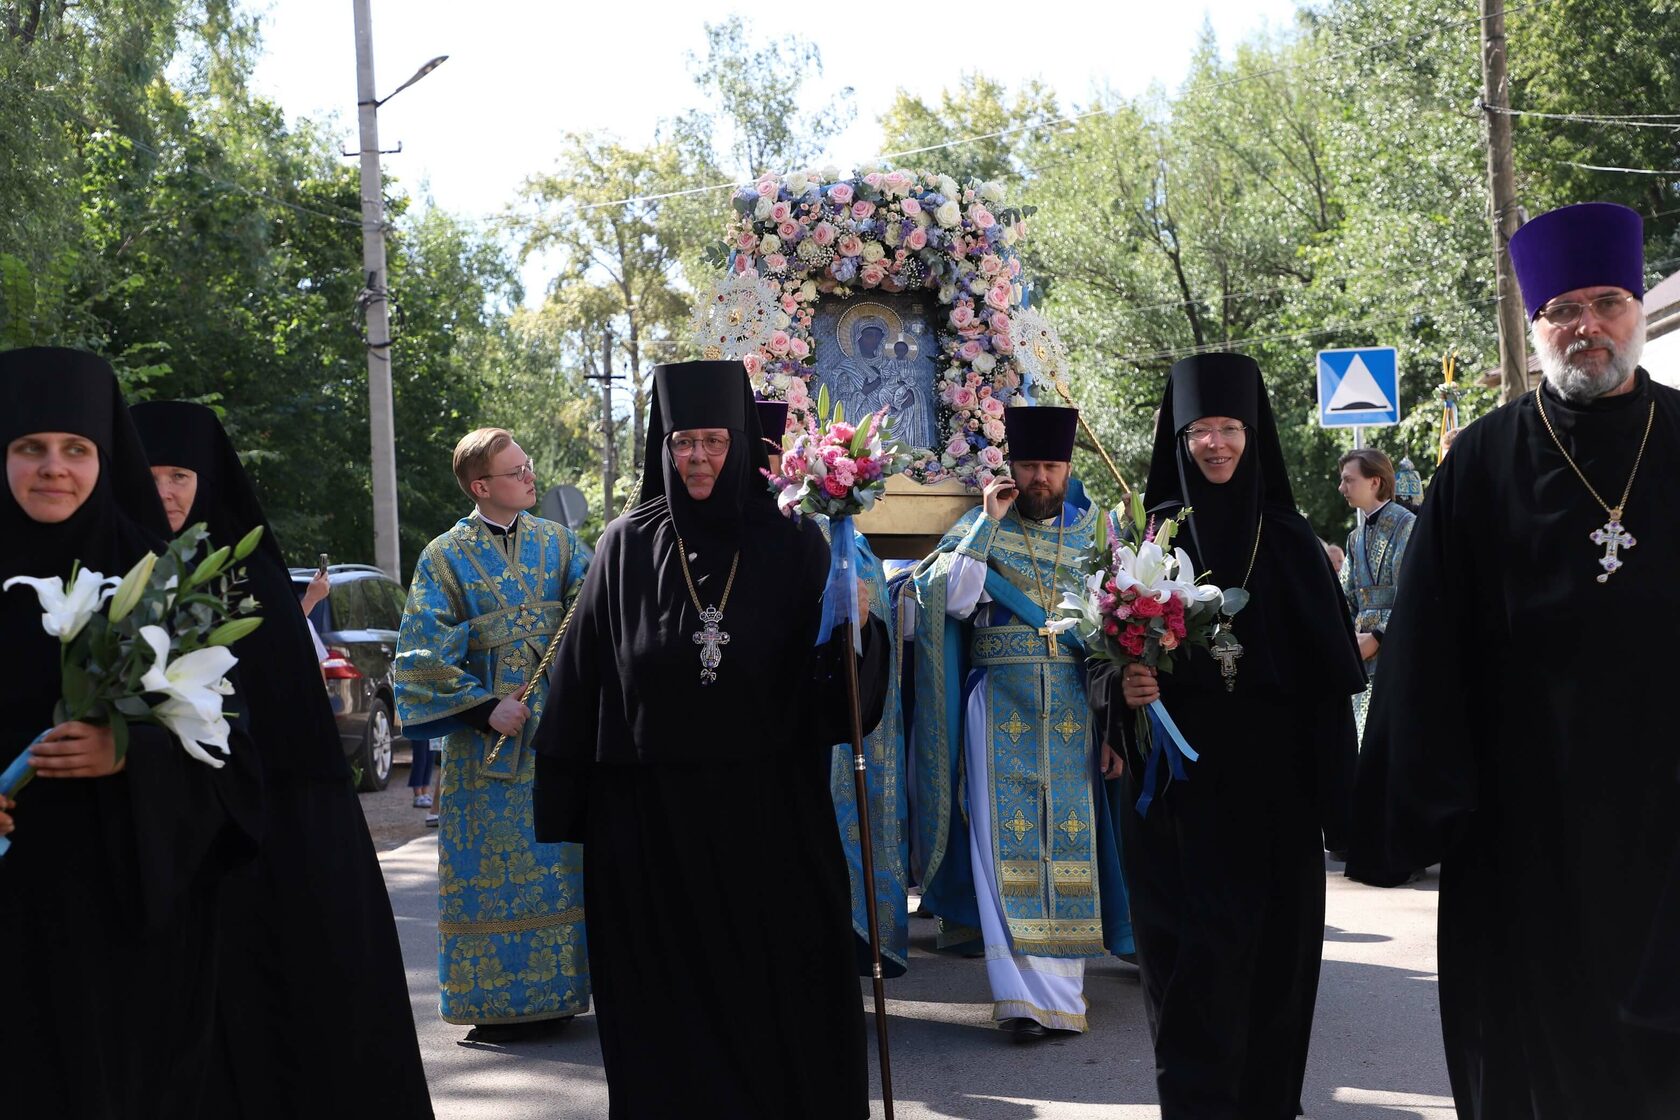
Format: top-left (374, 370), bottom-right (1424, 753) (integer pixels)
top-left (1211, 622), bottom-right (1243, 693)
top-left (1588, 510), bottom-right (1636, 584)
top-left (692, 605), bottom-right (731, 685)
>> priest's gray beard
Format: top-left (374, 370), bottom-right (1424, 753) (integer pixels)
top-left (1531, 306), bottom-right (1647, 404)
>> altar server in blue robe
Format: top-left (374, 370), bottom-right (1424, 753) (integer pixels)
top-left (394, 427), bottom-right (591, 1042)
top-left (761, 398), bottom-right (910, 976)
top-left (1335, 448), bottom-right (1415, 743)
top-left (912, 405), bottom-right (1133, 1042)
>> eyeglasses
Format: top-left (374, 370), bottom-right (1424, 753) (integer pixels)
top-left (1537, 293), bottom-right (1637, 328)
top-left (479, 461), bottom-right (536, 483)
top-left (669, 434), bottom-right (732, 457)
top-left (1183, 424), bottom-right (1247, 445)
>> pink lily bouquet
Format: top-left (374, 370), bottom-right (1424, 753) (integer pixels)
top-left (1048, 496), bottom-right (1247, 815)
top-left (766, 384), bottom-right (911, 520)
top-left (0, 524), bottom-right (265, 855)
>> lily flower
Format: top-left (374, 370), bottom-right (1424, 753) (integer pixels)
top-left (3, 568), bottom-right (118, 641)
top-left (152, 695), bottom-right (232, 767)
top-left (138, 626), bottom-right (238, 724)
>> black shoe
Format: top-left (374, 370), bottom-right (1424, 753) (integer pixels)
top-left (463, 1016), bottom-right (573, 1045)
top-left (1000, 1017), bottom-right (1048, 1043)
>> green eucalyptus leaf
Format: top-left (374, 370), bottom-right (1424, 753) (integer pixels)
top-left (1220, 587), bottom-right (1251, 617)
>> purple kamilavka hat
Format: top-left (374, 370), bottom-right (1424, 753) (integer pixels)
top-left (1509, 202), bottom-right (1644, 319)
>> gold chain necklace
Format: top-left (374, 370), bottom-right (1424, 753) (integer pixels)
top-left (674, 534), bottom-right (741, 684)
top-left (1207, 516), bottom-right (1263, 692)
top-left (1535, 391), bottom-right (1655, 584)
top-left (1013, 509), bottom-right (1066, 658)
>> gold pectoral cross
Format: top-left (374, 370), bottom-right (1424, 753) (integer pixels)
top-left (1037, 625), bottom-right (1059, 658)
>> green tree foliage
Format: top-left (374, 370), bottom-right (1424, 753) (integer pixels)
top-left (877, 74), bottom-right (1060, 188)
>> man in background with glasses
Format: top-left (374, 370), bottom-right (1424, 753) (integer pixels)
top-left (394, 427), bottom-right (593, 1043)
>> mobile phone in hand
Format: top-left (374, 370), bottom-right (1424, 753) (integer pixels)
top-left (317, 552), bottom-right (330, 577)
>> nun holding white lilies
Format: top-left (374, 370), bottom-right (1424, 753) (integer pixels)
top-left (0, 347), bottom-right (261, 1119)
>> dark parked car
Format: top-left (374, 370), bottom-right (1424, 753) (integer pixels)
top-left (290, 564), bottom-right (410, 791)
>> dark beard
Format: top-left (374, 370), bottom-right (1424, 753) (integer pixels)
top-left (1015, 486), bottom-right (1066, 521)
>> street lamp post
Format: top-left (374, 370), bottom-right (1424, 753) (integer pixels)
top-left (351, 0), bottom-right (445, 579)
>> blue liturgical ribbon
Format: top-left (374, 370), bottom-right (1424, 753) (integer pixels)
top-left (1134, 699), bottom-right (1199, 819)
top-left (815, 515), bottom-right (862, 653)
top-left (0, 730), bottom-right (48, 859)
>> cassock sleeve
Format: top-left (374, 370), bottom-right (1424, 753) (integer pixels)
top-left (1346, 451), bottom-right (1479, 886)
top-left (531, 528), bottom-right (611, 845)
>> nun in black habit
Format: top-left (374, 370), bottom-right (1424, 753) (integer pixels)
top-left (531, 360), bottom-right (890, 1119)
top-left (0, 348), bottom-right (262, 1118)
top-left (131, 401), bottom-right (432, 1120)
top-left (1098, 353), bottom-right (1365, 1120)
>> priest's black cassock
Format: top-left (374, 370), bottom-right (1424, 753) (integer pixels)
top-left (1346, 368), bottom-right (1680, 1115)
top-left (0, 349), bottom-right (262, 1117)
top-left (531, 361), bottom-right (889, 1119)
top-left (1095, 353), bottom-right (1365, 1120)
top-left (131, 402), bottom-right (433, 1119)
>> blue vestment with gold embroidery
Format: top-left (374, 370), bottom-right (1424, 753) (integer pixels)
top-left (393, 512), bottom-right (590, 1025)
top-left (815, 519), bottom-right (910, 976)
top-left (911, 484), bottom-right (1133, 959)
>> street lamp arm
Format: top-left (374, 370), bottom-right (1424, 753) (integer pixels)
top-left (372, 54), bottom-right (449, 107)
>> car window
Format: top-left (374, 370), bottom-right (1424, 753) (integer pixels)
top-left (330, 578), bottom-right (371, 631)
top-left (363, 578), bottom-right (404, 631)
top-left (383, 581), bottom-right (410, 627)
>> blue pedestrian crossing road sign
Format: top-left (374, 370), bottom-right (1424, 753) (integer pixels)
top-left (1317, 347), bottom-right (1400, 428)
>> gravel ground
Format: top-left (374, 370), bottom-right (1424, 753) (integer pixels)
top-left (360, 743), bottom-right (438, 852)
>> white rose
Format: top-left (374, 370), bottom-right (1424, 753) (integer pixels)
top-left (914, 210), bottom-right (932, 229)
top-left (771, 310), bottom-right (791, 330)
top-left (980, 180), bottom-right (1007, 204)
top-left (800, 280), bottom-right (818, 302)
top-left (784, 171), bottom-right (809, 196)
top-left (858, 160), bottom-right (883, 176)
top-left (821, 164), bottom-right (841, 183)
top-left (861, 240), bottom-right (886, 263)
top-left (754, 197), bottom-right (773, 220)
top-left (973, 352), bottom-right (997, 374)
top-left (955, 259), bottom-right (977, 278)
top-left (759, 234), bottom-right (781, 254)
top-left (796, 238), bottom-right (821, 261)
top-left (1002, 225), bottom-right (1019, 246)
top-left (935, 200), bottom-right (961, 228)
top-left (883, 223), bottom-right (901, 247)
top-left (938, 175), bottom-right (960, 198)
top-left (938, 283), bottom-right (956, 302)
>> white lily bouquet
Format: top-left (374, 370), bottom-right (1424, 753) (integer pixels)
top-left (0, 524), bottom-right (265, 855)
top-left (1051, 496), bottom-right (1246, 816)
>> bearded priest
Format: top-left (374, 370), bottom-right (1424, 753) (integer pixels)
top-left (1348, 201), bottom-right (1680, 1116)
top-left (911, 405), bottom-right (1133, 1043)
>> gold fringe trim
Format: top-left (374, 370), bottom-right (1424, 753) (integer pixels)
top-left (439, 907), bottom-right (585, 936)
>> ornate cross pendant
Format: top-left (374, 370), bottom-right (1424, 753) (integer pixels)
top-left (692, 604), bottom-right (731, 685)
top-left (1037, 625), bottom-right (1059, 658)
top-left (1211, 624), bottom-right (1243, 693)
top-left (1588, 513), bottom-right (1636, 584)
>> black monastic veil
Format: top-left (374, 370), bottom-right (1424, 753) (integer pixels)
top-left (131, 400), bottom-right (433, 1119)
top-left (532, 360), bottom-right (887, 1119)
top-left (0, 348), bottom-right (262, 1117)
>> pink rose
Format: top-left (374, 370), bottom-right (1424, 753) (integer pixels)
top-left (755, 178), bottom-right (778, 198)
top-left (1132, 596), bottom-right (1165, 619)
top-left (1009, 258), bottom-right (1023, 277)
top-left (969, 205), bottom-right (996, 229)
top-left (767, 331), bottom-right (791, 356)
top-left (986, 281), bottom-right (1012, 311)
top-left (1159, 630), bottom-right (1180, 652)
top-left (945, 437), bottom-right (969, 459)
top-left (742, 352), bottom-right (763, 376)
top-left (992, 334), bottom-right (1015, 355)
top-left (979, 445), bottom-right (1005, 470)
top-left (785, 378), bottom-right (810, 405)
top-left (949, 235), bottom-right (966, 257)
top-left (777, 220), bottom-right (799, 240)
top-left (989, 311), bottom-right (1012, 335)
top-left (851, 200), bottom-right (876, 220)
top-left (905, 227), bottom-right (928, 251)
top-left (836, 233), bottom-right (864, 258)
top-left (979, 254), bottom-right (1004, 277)
top-left (829, 183), bottom-right (854, 206)
top-left (829, 422), bottom-right (855, 443)
top-left (780, 295), bottom-right (799, 314)
top-left (736, 231), bottom-right (758, 252)
top-left (951, 386), bottom-right (978, 409)
top-left (789, 336), bottom-right (810, 359)
top-left (770, 201), bottom-right (791, 223)
top-left (764, 253), bottom-right (788, 272)
top-left (981, 395), bottom-right (1005, 418)
top-left (823, 475), bottom-right (849, 498)
top-left (949, 304), bottom-right (975, 329)
top-left (958, 340), bottom-right (983, 362)
top-left (900, 197), bottom-right (922, 216)
top-left (884, 170), bottom-right (914, 195)
top-left (856, 456), bottom-right (881, 482)
top-left (783, 453), bottom-right (806, 478)
top-left (812, 221), bottom-right (837, 247)
top-left (860, 263), bottom-right (887, 287)
top-left (733, 255), bottom-right (751, 273)
top-left (863, 172), bottom-right (884, 189)
top-left (981, 419), bottom-right (1005, 442)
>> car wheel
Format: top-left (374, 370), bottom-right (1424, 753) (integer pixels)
top-left (357, 699), bottom-right (394, 792)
